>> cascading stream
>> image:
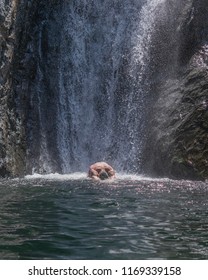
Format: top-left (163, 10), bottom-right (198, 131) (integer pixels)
top-left (54, 0), bottom-right (166, 174)
top-left (23, 0), bottom-right (182, 175)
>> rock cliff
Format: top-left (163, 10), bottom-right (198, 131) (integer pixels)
top-left (0, 0), bottom-right (62, 176)
top-left (143, 0), bottom-right (208, 180)
top-left (0, 0), bottom-right (24, 177)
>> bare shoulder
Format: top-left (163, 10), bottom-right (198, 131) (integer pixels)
top-left (90, 162), bottom-right (106, 168)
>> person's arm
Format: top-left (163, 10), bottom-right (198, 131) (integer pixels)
top-left (91, 175), bottom-right (100, 181)
top-left (105, 165), bottom-right (115, 178)
top-left (88, 166), bottom-right (100, 179)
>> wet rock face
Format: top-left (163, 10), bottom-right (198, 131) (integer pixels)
top-left (0, 0), bottom-right (23, 177)
top-left (144, 0), bottom-right (208, 180)
top-left (0, 1), bottom-right (63, 176)
top-left (0, 1), bottom-right (33, 177)
top-left (13, 1), bottom-right (63, 174)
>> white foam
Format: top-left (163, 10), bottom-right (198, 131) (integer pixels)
top-left (24, 172), bottom-right (87, 181)
top-left (116, 173), bottom-right (170, 182)
top-left (24, 172), bottom-right (170, 182)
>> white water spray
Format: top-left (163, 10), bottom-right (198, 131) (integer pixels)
top-left (53, 0), bottom-right (167, 174)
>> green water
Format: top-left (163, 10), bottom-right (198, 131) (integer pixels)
top-left (0, 174), bottom-right (207, 259)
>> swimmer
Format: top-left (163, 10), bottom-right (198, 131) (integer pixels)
top-left (88, 162), bottom-right (115, 181)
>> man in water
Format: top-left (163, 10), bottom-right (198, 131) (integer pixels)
top-left (88, 162), bottom-right (115, 181)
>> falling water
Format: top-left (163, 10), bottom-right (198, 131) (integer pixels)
top-left (50, 0), bottom-right (166, 174)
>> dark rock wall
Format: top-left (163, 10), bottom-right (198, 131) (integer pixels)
top-left (13, 1), bottom-right (63, 174)
top-left (143, 0), bottom-right (208, 180)
top-left (0, 0), bottom-right (63, 176)
top-left (0, 0), bottom-right (24, 177)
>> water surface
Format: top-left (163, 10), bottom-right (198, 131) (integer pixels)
top-left (0, 173), bottom-right (207, 259)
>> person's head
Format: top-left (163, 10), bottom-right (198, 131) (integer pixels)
top-left (99, 169), bottom-right (109, 180)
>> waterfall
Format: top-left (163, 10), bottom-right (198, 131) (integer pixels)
top-left (53, 0), bottom-right (167, 174)
top-left (26, 0), bottom-right (169, 174)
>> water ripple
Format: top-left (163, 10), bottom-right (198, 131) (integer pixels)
top-left (0, 176), bottom-right (207, 259)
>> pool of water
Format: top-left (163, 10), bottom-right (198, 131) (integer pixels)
top-left (0, 173), bottom-right (207, 259)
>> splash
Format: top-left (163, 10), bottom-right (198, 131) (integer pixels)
top-left (24, 171), bottom-right (170, 184)
top-left (25, 172), bottom-right (87, 181)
